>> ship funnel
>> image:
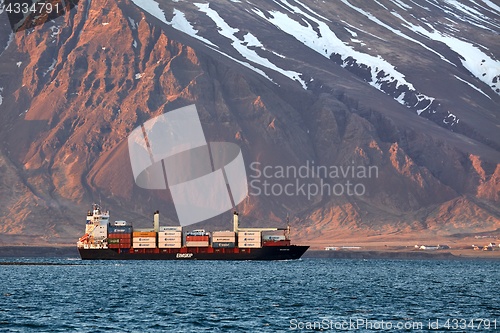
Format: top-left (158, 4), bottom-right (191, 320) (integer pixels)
top-left (154, 210), bottom-right (160, 232)
top-left (233, 211), bottom-right (239, 233)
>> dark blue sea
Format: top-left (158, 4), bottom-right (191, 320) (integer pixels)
top-left (0, 258), bottom-right (499, 332)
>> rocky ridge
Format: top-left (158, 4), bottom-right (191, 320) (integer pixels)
top-left (0, 0), bottom-right (498, 244)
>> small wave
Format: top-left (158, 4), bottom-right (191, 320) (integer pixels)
top-left (0, 262), bottom-right (74, 266)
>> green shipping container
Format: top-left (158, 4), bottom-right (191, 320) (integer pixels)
top-left (212, 242), bottom-right (236, 248)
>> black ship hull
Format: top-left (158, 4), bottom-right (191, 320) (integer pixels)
top-left (78, 245), bottom-right (309, 260)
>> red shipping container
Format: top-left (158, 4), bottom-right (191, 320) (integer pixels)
top-left (109, 243), bottom-right (131, 249)
top-left (186, 235), bottom-right (209, 241)
top-left (108, 233), bottom-right (131, 239)
top-left (262, 240), bottom-right (291, 247)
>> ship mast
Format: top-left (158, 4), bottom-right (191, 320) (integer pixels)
top-left (286, 214), bottom-right (291, 240)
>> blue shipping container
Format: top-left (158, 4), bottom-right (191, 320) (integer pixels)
top-left (108, 226), bottom-right (133, 233)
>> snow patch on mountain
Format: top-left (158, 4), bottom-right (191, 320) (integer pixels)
top-left (344, 27), bottom-right (358, 37)
top-left (293, 0), bottom-right (332, 22)
top-left (396, 92), bottom-right (407, 105)
top-left (341, 21), bottom-right (386, 41)
top-left (1, 32), bottom-right (14, 57)
top-left (243, 32), bottom-right (262, 48)
top-left (128, 17), bottom-right (138, 29)
top-left (128, 0), bottom-right (493, 128)
top-left (168, 9), bottom-right (216, 46)
top-left (130, 0), bottom-right (167, 23)
top-left (0, 87), bottom-right (3, 106)
top-left (480, 0), bottom-right (500, 13)
top-left (373, 0), bottom-right (388, 10)
top-left (131, 1), bottom-right (216, 46)
top-left (392, 0), bottom-right (412, 10)
top-left (454, 75), bottom-right (492, 100)
top-left (415, 94), bottom-right (435, 115)
top-left (444, 0), bottom-right (492, 23)
top-left (43, 59), bottom-right (57, 77)
top-left (271, 50), bottom-right (286, 58)
top-left (443, 111), bottom-right (459, 125)
top-left (195, 3), bottom-right (306, 89)
top-left (342, 0), bottom-right (454, 66)
top-left (427, 0), bottom-right (500, 30)
top-left (131, 0), bottom-right (304, 87)
top-left (405, 22), bottom-right (500, 95)
top-left (409, 0), bottom-right (431, 11)
top-left (50, 25), bottom-right (61, 38)
top-left (252, 2), bottom-right (445, 111)
top-left (350, 38), bottom-right (365, 46)
top-left (212, 48), bottom-right (272, 82)
top-left (390, 11), bottom-right (406, 21)
top-left (7, 32), bottom-right (14, 46)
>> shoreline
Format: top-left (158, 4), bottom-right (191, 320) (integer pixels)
top-left (1, 246), bottom-right (500, 260)
top-left (301, 250), bottom-right (500, 260)
top-left (0, 246), bottom-right (79, 258)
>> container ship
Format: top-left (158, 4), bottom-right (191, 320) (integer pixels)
top-left (77, 205), bottom-right (309, 260)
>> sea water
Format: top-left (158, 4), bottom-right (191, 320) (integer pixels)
top-left (0, 258), bottom-right (498, 332)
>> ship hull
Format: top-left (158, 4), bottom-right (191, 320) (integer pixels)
top-left (78, 245), bottom-right (309, 260)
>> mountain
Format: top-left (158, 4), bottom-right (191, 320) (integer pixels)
top-left (0, 0), bottom-right (499, 246)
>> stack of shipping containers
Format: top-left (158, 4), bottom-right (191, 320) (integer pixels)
top-left (108, 224), bottom-right (132, 249)
top-left (132, 231), bottom-right (156, 248)
top-left (238, 231), bottom-right (262, 248)
top-left (186, 233), bottom-right (210, 247)
top-left (212, 231), bottom-right (236, 248)
top-left (158, 226), bottom-right (182, 248)
top-left (104, 220), bottom-right (286, 250)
